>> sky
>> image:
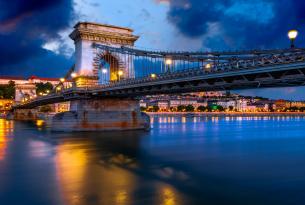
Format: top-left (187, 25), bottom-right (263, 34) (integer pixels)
top-left (0, 0), bottom-right (305, 100)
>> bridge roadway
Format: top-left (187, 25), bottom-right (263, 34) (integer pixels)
top-left (14, 58), bottom-right (305, 109)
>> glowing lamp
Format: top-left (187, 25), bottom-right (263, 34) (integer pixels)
top-left (102, 68), bottom-right (107, 74)
top-left (71, 72), bottom-right (77, 78)
top-left (288, 30), bottom-right (298, 40)
top-left (165, 59), bottom-right (172, 65)
top-left (288, 30), bottom-right (298, 48)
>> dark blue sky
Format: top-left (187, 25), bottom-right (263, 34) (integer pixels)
top-left (0, 0), bottom-right (305, 99)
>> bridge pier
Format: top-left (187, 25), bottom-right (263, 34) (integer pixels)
top-left (8, 109), bottom-right (39, 121)
top-left (51, 98), bottom-right (150, 131)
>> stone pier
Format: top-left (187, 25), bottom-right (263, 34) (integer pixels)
top-left (8, 109), bottom-right (39, 121)
top-left (51, 99), bottom-right (150, 131)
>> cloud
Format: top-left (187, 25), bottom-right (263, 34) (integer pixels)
top-left (0, 0), bottom-right (75, 77)
top-left (166, 0), bottom-right (305, 50)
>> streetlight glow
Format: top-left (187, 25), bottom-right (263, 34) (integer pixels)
top-left (288, 30), bottom-right (298, 40)
top-left (165, 59), bottom-right (172, 65)
top-left (288, 30), bottom-right (298, 48)
top-left (60, 78), bottom-right (65, 83)
top-left (102, 68), bottom-right (107, 74)
top-left (118, 70), bottom-right (123, 76)
top-left (151, 73), bottom-right (157, 79)
top-left (71, 72), bottom-right (77, 78)
top-left (205, 63), bottom-right (211, 69)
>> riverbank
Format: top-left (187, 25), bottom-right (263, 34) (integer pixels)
top-left (146, 111), bottom-right (305, 116)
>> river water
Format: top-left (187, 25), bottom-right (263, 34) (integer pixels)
top-left (0, 115), bottom-right (305, 205)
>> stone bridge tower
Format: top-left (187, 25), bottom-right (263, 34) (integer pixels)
top-left (69, 22), bottom-right (139, 87)
top-left (15, 84), bottom-right (36, 103)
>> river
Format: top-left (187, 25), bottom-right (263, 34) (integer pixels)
top-left (0, 115), bottom-right (305, 205)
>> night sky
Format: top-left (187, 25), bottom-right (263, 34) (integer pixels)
top-left (1, 0), bottom-right (305, 99)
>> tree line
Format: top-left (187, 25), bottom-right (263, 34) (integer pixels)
top-left (141, 104), bottom-right (226, 112)
top-left (0, 81), bottom-right (53, 99)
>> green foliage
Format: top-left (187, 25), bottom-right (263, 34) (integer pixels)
top-left (185, 104), bottom-right (194, 112)
top-left (36, 82), bottom-right (53, 94)
top-left (217, 105), bottom-right (225, 112)
top-left (170, 107), bottom-right (176, 112)
top-left (197, 106), bottom-right (207, 112)
top-left (152, 105), bottom-right (159, 112)
top-left (146, 105), bottom-right (159, 112)
top-left (0, 81), bottom-right (15, 99)
top-left (177, 105), bottom-right (185, 112)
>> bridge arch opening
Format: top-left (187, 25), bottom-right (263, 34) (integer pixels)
top-left (96, 52), bottom-right (122, 83)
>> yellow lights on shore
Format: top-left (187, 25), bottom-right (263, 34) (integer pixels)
top-left (118, 70), bottom-right (123, 76)
top-left (71, 72), bottom-right (77, 78)
top-left (56, 87), bottom-right (61, 91)
top-left (151, 73), bottom-right (157, 79)
top-left (60, 78), bottom-right (65, 83)
top-left (165, 58), bottom-right (172, 65)
top-left (288, 29), bottom-right (298, 48)
top-left (46, 90), bottom-right (50, 94)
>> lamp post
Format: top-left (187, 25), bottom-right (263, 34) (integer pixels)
top-left (71, 72), bottom-right (77, 78)
top-left (165, 58), bottom-right (172, 73)
top-left (288, 30), bottom-right (298, 49)
top-left (118, 70), bottom-right (123, 81)
top-left (102, 68), bottom-right (107, 84)
top-left (150, 73), bottom-right (156, 79)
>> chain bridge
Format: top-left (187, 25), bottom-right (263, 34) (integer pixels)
top-left (10, 22), bottom-right (305, 131)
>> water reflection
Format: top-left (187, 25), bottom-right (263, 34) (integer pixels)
top-left (0, 119), bottom-right (13, 161)
top-left (1, 116), bottom-right (305, 205)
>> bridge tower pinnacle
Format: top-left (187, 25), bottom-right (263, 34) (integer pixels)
top-left (69, 22), bottom-right (139, 87)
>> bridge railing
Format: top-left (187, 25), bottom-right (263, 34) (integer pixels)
top-left (92, 50), bottom-right (305, 89)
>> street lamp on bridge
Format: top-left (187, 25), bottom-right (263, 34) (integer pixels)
top-left (118, 70), bottom-right (123, 81)
top-left (102, 68), bottom-right (108, 83)
top-left (71, 72), bottom-right (77, 78)
top-left (150, 73), bottom-right (156, 79)
top-left (165, 58), bottom-right (172, 73)
top-left (288, 30), bottom-right (298, 49)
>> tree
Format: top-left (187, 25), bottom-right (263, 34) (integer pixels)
top-left (140, 106), bottom-right (146, 112)
top-left (228, 106), bottom-right (234, 111)
top-left (197, 106), bottom-right (206, 112)
top-left (185, 104), bottom-right (194, 112)
top-left (36, 82), bottom-right (53, 94)
top-left (146, 105), bottom-right (159, 112)
top-left (170, 107), bottom-right (176, 112)
top-left (0, 81), bottom-right (15, 99)
top-left (152, 105), bottom-right (159, 112)
top-left (177, 105), bottom-right (186, 112)
top-left (217, 105), bottom-right (225, 112)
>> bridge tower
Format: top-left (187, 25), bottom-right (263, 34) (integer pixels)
top-left (15, 83), bottom-right (36, 103)
top-left (69, 22), bottom-right (139, 87)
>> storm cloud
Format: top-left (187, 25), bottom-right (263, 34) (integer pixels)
top-left (0, 0), bottom-right (75, 77)
top-left (166, 0), bottom-right (305, 50)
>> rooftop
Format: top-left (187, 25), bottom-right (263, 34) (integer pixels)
top-left (74, 21), bottom-right (134, 32)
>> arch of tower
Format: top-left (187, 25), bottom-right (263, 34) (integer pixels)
top-left (69, 22), bottom-right (139, 86)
